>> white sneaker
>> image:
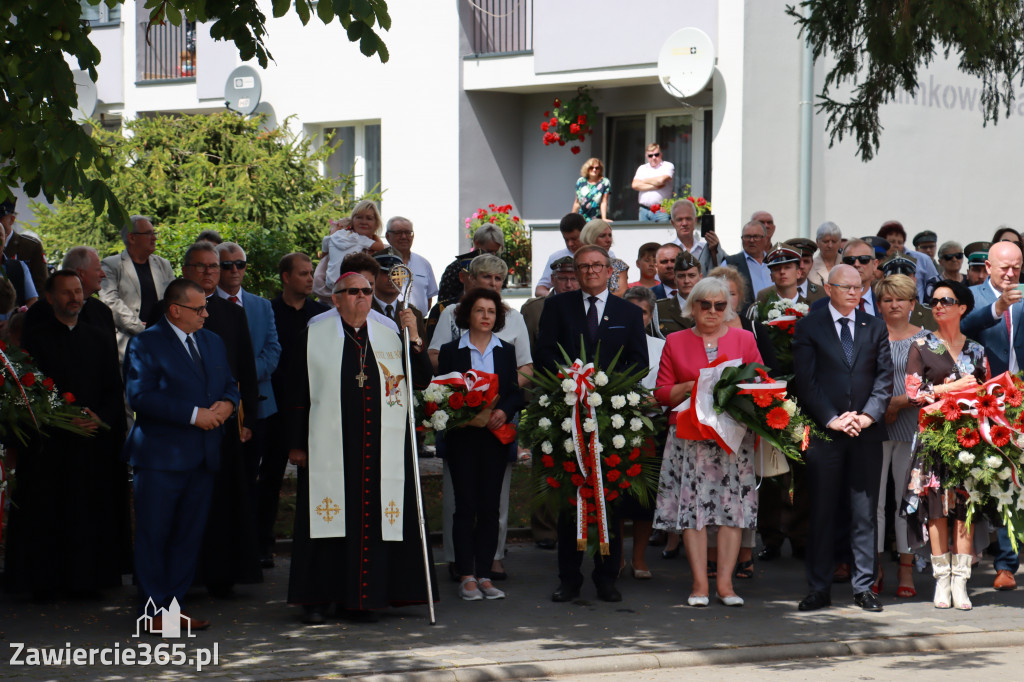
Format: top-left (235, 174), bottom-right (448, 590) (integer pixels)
top-left (459, 577), bottom-right (483, 601)
top-left (478, 579), bottom-right (506, 600)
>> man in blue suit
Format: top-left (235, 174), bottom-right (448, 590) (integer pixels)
top-left (216, 242), bottom-right (281, 481)
top-left (124, 278), bottom-right (240, 632)
top-left (536, 245), bottom-right (648, 604)
top-left (961, 240), bottom-right (1024, 590)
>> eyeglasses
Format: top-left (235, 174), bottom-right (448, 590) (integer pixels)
top-left (742, 234), bottom-right (765, 241)
top-left (842, 255), bottom-right (874, 265)
top-left (173, 302), bottom-right (207, 315)
top-left (940, 253), bottom-right (964, 261)
top-left (388, 230), bottom-right (414, 237)
top-left (929, 296), bottom-right (960, 308)
top-left (827, 282), bottom-right (860, 293)
top-left (696, 300), bottom-right (729, 312)
top-left (220, 260), bottom-right (247, 270)
top-left (647, 152), bottom-right (661, 158)
top-left (335, 287), bottom-right (373, 297)
top-left (576, 263), bottom-right (607, 273)
top-left (186, 262), bottom-right (220, 272)
top-left (132, 230), bottom-right (158, 238)
top-left (589, 166), bottom-right (601, 171)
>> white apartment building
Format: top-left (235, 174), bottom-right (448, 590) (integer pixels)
top-left (33, 0), bottom-right (1024, 289)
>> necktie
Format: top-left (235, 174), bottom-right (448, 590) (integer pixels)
top-left (858, 299), bottom-right (867, 313)
top-left (587, 295), bottom-right (599, 340)
top-left (187, 335), bottom-right (205, 374)
top-left (668, 289), bottom-right (677, 298)
top-left (385, 304), bottom-right (394, 319)
top-left (1006, 308), bottom-right (1013, 345)
top-left (839, 318), bottom-right (854, 365)
top-left (228, 295), bottom-right (239, 304)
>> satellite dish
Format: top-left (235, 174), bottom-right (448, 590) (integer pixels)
top-left (71, 69), bottom-right (98, 123)
top-left (657, 28), bottom-right (715, 98)
top-left (251, 102), bottom-right (278, 132)
top-left (224, 65), bottom-right (262, 115)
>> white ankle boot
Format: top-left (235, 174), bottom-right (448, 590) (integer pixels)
top-left (951, 553), bottom-right (973, 610)
top-left (931, 553), bottom-right (952, 608)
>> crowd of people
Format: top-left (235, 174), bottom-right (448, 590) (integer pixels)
top-left (1, 175), bottom-right (1023, 631)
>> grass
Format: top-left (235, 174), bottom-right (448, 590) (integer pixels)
top-left (273, 461), bottom-right (535, 540)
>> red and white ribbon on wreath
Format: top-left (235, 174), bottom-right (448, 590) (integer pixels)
top-left (924, 371), bottom-right (1024, 487)
top-left (559, 359), bottom-right (611, 555)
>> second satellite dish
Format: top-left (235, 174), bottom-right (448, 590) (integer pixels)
top-left (657, 28), bottom-right (715, 99)
top-left (224, 65), bottom-right (262, 115)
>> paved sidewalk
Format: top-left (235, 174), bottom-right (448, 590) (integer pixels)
top-left (2, 542), bottom-right (1024, 680)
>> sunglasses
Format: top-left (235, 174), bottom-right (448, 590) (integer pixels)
top-left (842, 255), bottom-right (874, 265)
top-left (940, 253), bottom-right (964, 261)
top-left (647, 152), bottom-right (661, 158)
top-left (335, 287), bottom-right (373, 296)
top-left (929, 296), bottom-right (960, 308)
top-left (221, 260), bottom-right (247, 270)
top-left (696, 300), bottom-right (729, 312)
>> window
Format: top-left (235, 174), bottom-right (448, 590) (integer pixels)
top-left (80, 1), bottom-right (121, 25)
top-left (604, 109), bottom-right (709, 221)
top-left (325, 123), bottom-right (381, 199)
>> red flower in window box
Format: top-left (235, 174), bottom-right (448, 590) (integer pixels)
top-left (540, 121), bottom-right (550, 132)
top-left (571, 146), bottom-right (581, 154)
top-left (569, 123), bottom-right (580, 134)
top-left (553, 98), bottom-right (561, 107)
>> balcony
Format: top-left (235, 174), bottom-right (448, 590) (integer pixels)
top-left (466, 0), bottom-right (532, 57)
top-left (137, 20), bottom-right (197, 83)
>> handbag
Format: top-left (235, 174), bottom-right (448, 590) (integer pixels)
top-left (754, 437), bottom-right (790, 477)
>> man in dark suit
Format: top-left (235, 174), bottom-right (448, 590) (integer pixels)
top-left (792, 264), bottom-right (893, 613)
top-left (724, 219), bottom-right (770, 302)
top-left (24, 246), bottom-right (116, 342)
top-left (535, 245), bottom-right (648, 603)
top-left (648, 243), bottom-right (682, 300)
top-left (655, 251), bottom-right (700, 336)
top-left (961, 240), bottom-right (1024, 590)
top-left (124, 278), bottom-right (240, 631)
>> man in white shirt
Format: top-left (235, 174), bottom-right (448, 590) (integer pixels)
top-left (384, 216), bottom-right (437, 313)
top-left (631, 143), bottom-right (674, 222)
top-left (535, 213), bottom-right (586, 296)
top-left (670, 199), bottom-right (725, 275)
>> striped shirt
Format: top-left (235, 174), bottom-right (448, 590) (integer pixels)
top-left (887, 329), bottom-right (928, 442)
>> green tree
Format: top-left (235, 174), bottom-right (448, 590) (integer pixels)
top-left (33, 112), bottom-right (377, 295)
top-left (788, 0), bottom-right (1024, 160)
top-left (1, 0), bottom-right (390, 223)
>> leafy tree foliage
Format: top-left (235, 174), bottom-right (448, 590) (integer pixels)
top-left (33, 112), bottom-right (377, 295)
top-left (1, 0), bottom-right (390, 223)
top-left (788, 0), bottom-right (1024, 160)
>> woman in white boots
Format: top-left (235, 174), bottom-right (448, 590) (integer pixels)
top-left (902, 280), bottom-right (989, 610)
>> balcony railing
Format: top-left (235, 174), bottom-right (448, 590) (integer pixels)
top-left (466, 0), bottom-right (532, 56)
top-left (137, 20), bottom-right (196, 82)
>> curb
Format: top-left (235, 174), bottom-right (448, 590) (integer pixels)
top-left (352, 629), bottom-right (1024, 681)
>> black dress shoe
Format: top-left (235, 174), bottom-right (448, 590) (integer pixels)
top-left (661, 546), bottom-right (680, 559)
top-left (536, 539), bottom-right (557, 550)
top-left (854, 590), bottom-right (883, 612)
top-left (757, 545), bottom-right (781, 561)
top-left (551, 583), bottom-right (581, 602)
top-left (595, 583), bottom-right (622, 602)
top-left (797, 591), bottom-right (831, 611)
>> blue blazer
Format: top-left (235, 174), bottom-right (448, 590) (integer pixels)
top-left (241, 290), bottom-right (281, 418)
top-left (123, 316), bottom-right (241, 471)
top-left (792, 306), bottom-right (893, 441)
top-left (535, 290), bottom-right (648, 374)
top-left (961, 280), bottom-right (1024, 376)
top-left (650, 282), bottom-right (669, 299)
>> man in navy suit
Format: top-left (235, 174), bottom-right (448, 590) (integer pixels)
top-left (961, 240), bottom-right (1024, 590)
top-left (649, 243), bottom-right (682, 300)
top-left (536, 245), bottom-right (648, 603)
top-left (124, 278), bottom-right (240, 632)
top-left (792, 264), bottom-right (893, 613)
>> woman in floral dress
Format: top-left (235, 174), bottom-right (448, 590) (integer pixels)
top-left (902, 280), bottom-right (989, 610)
top-left (572, 158), bottom-right (610, 221)
top-left (652, 277), bottom-right (762, 607)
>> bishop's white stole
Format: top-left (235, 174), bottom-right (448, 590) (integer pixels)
top-left (306, 316), bottom-right (408, 540)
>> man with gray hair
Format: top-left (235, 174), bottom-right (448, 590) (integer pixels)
top-left (384, 216), bottom-right (437, 313)
top-left (100, 215), bottom-right (174, 359)
top-left (724, 220), bottom-right (771, 301)
top-left (24, 245), bottom-right (116, 342)
top-left (436, 224), bottom-right (504, 304)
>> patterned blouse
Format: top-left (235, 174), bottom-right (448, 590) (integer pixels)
top-left (905, 332), bottom-right (990, 407)
top-left (575, 177), bottom-right (611, 221)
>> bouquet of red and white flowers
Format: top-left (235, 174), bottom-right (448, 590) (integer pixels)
top-left (916, 371), bottom-right (1024, 547)
top-left (521, 347), bottom-right (662, 555)
top-left (751, 294), bottom-right (810, 375)
top-left (415, 369), bottom-right (517, 445)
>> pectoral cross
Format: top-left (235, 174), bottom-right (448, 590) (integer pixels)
top-left (355, 370), bottom-right (368, 387)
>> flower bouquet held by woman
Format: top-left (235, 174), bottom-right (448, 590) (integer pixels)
top-left (520, 342), bottom-right (663, 557)
top-left (416, 370), bottom-right (517, 445)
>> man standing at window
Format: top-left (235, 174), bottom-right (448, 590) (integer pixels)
top-left (631, 143), bottom-right (674, 222)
